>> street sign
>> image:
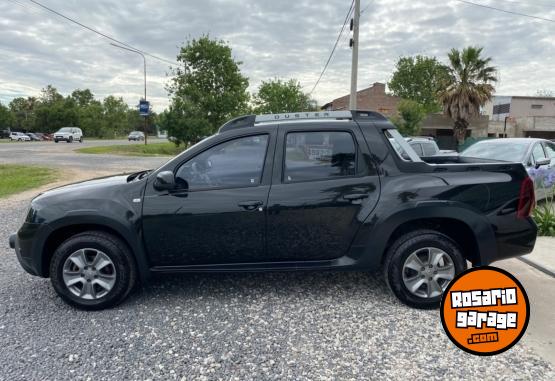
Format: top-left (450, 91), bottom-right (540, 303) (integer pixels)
top-left (139, 100), bottom-right (150, 116)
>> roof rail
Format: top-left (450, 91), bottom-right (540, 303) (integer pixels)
top-left (218, 110), bottom-right (386, 133)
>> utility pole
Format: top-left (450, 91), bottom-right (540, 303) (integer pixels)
top-left (110, 43), bottom-right (148, 145)
top-left (349, 0), bottom-right (360, 110)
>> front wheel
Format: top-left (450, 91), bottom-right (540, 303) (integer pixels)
top-left (50, 231), bottom-right (137, 310)
top-left (67, 136), bottom-right (73, 143)
top-left (383, 229), bottom-right (466, 309)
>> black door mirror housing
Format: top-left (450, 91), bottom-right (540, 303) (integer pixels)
top-left (535, 158), bottom-right (551, 168)
top-left (154, 171), bottom-right (176, 190)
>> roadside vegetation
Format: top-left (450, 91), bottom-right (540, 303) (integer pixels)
top-left (0, 164), bottom-right (58, 198)
top-left (530, 168), bottom-right (555, 236)
top-left (76, 142), bottom-right (186, 157)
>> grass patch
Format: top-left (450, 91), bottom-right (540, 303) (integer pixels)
top-left (0, 164), bottom-right (58, 198)
top-left (76, 142), bottom-right (186, 157)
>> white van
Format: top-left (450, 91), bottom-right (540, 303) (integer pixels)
top-left (54, 127), bottom-right (83, 143)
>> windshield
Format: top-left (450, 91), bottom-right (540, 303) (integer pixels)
top-left (461, 141), bottom-right (529, 162)
top-left (58, 127), bottom-right (72, 132)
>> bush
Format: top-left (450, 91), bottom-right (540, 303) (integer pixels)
top-left (529, 167), bottom-right (555, 236)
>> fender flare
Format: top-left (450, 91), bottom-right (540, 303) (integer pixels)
top-left (353, 202), bottom-right (497, 269)
top-left (41, 214), bottom-right (151, 282)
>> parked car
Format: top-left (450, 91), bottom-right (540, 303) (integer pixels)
top-left (1, 128), bottom-right (11, 139)
top-left (9, 111), bottom-right (537, 310)
top-left (53, 127), bottom-right (83, 143)
top-left (406, 137), bottom-right (457, 157)
top-left (128, 131), bottom-right (145, 141)
top-left (9, 132), bottom-right (31, 141)
top-left (35, 132), bottom-right (52, 141)
top-left (26, 133), bottom-right (41, 141)
top-left (460, 138), bottom-right (555, 199)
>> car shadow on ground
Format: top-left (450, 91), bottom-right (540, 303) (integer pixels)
top-left (124, 270), bottom-right (398, 309)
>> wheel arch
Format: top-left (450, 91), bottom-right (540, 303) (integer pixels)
top-left (41, 217), bottom-right (150, 282)
top-left (353, 204), bottom-right (497, 269)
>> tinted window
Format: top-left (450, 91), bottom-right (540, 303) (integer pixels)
top-left (176, 135), bottom-right (268, 190)
top-left (461, 141), bottom-right (529, 162)
top-left (545, 142), bottom-right (555, 159)
top-left (284, 131), bottom-right (356, 182)
top-left (531, 143), bottom-right (547, 164)
top-left (422, 142), bottom-right (437, 156)
top-left (410, 143), bottom-right (423, 156)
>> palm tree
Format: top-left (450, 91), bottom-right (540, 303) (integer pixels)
top-left (439, 47), bottom-right (497, 145)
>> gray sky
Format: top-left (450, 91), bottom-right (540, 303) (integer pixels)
top-left (1, 0), bottom-right (554, 112)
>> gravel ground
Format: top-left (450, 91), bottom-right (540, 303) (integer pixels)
top-left (1, 200), bottom-right (553, 380)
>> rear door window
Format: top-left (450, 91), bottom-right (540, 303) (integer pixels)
top-left (544, 142), bottom-right (555, 160)
top-left (410, 143), bottom-right (424, 156)
top-left (284, 131), bottom-right (356, 182)
top-left (531, 143), bottom-right (547, 165)
top-left (422, 142), bottom-right (437, 156)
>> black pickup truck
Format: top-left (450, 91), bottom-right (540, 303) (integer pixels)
top-left (9, 111), bottom-right (537, 310)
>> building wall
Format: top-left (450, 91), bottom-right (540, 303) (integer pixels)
top-left (488, 116), bottom-right (555, 139)
top-left (510, 97), bottom-right (555, 118)
top-left (420, 114), bottom-right (489, 150)
top-left (485, 95), bottom-right (555, 121)
top-left (323, 83), bottom-right (401, 117)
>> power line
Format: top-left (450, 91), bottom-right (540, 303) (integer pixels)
top-left (496, 0), bottom-right (555, 9)
top-left (27, 0), bottom-right (178, 65)
top-left (455, 0), bottom-right (555, 23)
top-left (309, 0), bottom-right (355, 96)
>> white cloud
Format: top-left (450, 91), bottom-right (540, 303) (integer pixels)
top-left (0, 0), bottom-right (554, 112)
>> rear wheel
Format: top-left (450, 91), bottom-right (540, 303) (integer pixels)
top-left (383, 229), bottom-right (466, 309)
top-left (50, 231), bottom-right (137, 310)
top-left (79, 137), bottom-right (83, 143)
top-left (54, 139), bottom-right (59, 143)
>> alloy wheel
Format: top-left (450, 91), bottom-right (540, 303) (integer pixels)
top-left (401, 247), bottom-right (455, 298)
top-left (62, 248), bottom-right (117, 300)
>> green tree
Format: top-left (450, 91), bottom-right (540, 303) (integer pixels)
top-left (0, 102), bottom-right (15, 129)
top-left (252, 78), bottom-right (316, 113)
top-left (166, 35), bottom-right (250, 144)
top-left (438, 47), bottom-right (497, 144)
top-left (79, 100), bottom-right (104, 137)
top-left (71, 89), bottom-right (95, 107)
top-left (39, 85), bottom-right (64, 104)
top-left (102, 96), bottom-right (129, 137)
top-left (390, 100), bottom-right (426, 136)
top-left (388, 55), bottom-right (449, 114)
top-left (9, 97), bottom-right (30, 130)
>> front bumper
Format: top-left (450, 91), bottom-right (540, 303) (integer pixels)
top-left (9, 223), bottom-right (52, 277)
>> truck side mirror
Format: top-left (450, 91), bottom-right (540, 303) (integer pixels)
top-left (153, 171), bottom-right (176, 191)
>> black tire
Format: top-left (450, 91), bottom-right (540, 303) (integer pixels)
top-left (54, 139), bottom-right (58, 143)
top-left (68, 136), bottom-right (73, 143)
top-left (383, 229), bottom-right (466, 309)
top-left (79, 137), bottom-right (83, 143)
top-left (49, 231), bottom-right (137, 310)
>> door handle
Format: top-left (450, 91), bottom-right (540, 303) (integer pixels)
top-left (238, 201), bottom-right (263, 211)
top-left (343, 193), bottom-right (369, 201)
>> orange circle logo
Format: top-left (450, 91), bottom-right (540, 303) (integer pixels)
top-left (440, 266), bottom-right (530, 356)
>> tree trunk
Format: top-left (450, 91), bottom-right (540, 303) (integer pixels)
top-left (453, 118), bottom-right (469, 146)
